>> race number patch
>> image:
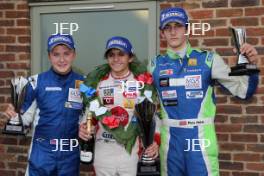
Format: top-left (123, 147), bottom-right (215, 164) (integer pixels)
top-left (103, 97), bottom-right (114, 105)
top-left (185, 75), bottom-right (202, 89)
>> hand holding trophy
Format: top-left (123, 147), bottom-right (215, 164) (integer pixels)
top-left (135, 98), bottom-right (160, 176)
top-left (3, 76), bottom-right (28, 135)
top-left (229, 27), bottom-right (260, 76)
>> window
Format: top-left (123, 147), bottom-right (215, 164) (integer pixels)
top-left (29, 0), bottom-right (158, 75)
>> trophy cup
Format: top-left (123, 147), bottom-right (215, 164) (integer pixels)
top-left (3, 76), bottom-right (28, 135)
top-left (229, 27), bottom-right (260, 76)
top-left (135, 98), bottom-right (160, 176)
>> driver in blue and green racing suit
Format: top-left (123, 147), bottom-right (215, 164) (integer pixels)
top-left (148, 7), bottom-right (259, 176)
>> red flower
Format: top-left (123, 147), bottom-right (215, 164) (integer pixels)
top-left (110, 106), bottom-right (129, 127)
top-left (136, 72), bottom-right (153, 85)
top-left (102, 115), bottom-right (120, 129)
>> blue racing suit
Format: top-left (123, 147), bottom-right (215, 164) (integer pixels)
top-left (148, 43), bottom-right (259, 176)
top-left (21, 68), bottom-right (83, 176)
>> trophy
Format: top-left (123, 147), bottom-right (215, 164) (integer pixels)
top-left (3, 76), bottom-right (28, 135)
top-left (135, 98), bottom-right (160, 176)
top-left (229, 27), bottom-right (260, 76)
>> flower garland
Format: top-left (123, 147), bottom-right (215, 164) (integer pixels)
top-left (80, 59), bottom-right (157, 154)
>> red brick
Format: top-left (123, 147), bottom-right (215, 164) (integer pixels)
top-left (231, 17), bottom-right (259, 26)
top-left (5, 11), bottom-right (29, 18)
top-left (7, 28), bottom-right (29, 35)
top-left (217, 133), bottom-right (229, 141)
top-left (219, 161), bottom-right (243, 170)
top-left (220, 171), bottom-right (230, 176)
top-left (202, 19), bottom-right (227, 28)
top-left (230, 116), bottom-right (258, 123)
top-left (246, 163), bottom-right (264, 171)
top-left (0, 88), bottom-right (11, 94)
top-left (182, 2), bottom-right (200, 10)
top-left (160, 3), bottom-right (172, 10)
top-left (6, 45), bottom-right (30, 52)
top-left (219, 153), bottom-right (231, 160)
top-left (6, 63), bottom-right (29, 69)
top-left (203, 38), bottom-right (229, 46)
top-left (189, 39), bottom-right (198, 47)
top-left (215, 115), bottom-right (228, 123)
top-left (17, 155), bottom-right (28, 162)
top-left (244, 125), bottom-right (264, 133)
top-left (18, 36), bottom-right (30, 43)
top-left (216, 28), bottom-right (230, 37)
top-left (230, 96), bottom-right (257, 104)
top-left (7, 146), bottom-right (28, 154)
top-left (246, 28), bottom-right (264, 36)
top-left (0, 36), bottom-right (15, 43)
top-left (247, 144), bottom-right (264, 152)
top-left (7, 162), bottom-right (27, 170)
top-left (246, 38), bottom-right (259, 45)
top-left (262, 17), bottom-right (264, 25)
top-left (189, 10), bottom-right (213, 19)
top-left (202, 0), bottom-right (228, 8)
top-left (19, 53), bottom-right (30, 61)
top-left (216, 124), bottom-right (242, 132)
top-left (262, 37), bottom-right (264, 45)
top-left (0, 20), bottom-right (14, 26)
top-left (17, 19), bottom-right (30, 26)
top-left (231, 0), bottom-right (260, 7)
top-left (231, 134), bottom-right (258, 142)
top-left (0, 3), bottom-right (14, 10)
top-left (17, 4), bottom-right (29, 10)
top-left (0, 170), bottom-right (15, 176)
top-left (216, 9), bottom-right (243, 18)
top-left (0, 71), bottom-right (14, 78)
top-left (0, 54), bottom-right (15, 61)
top-left (246, 106), bottom-right (264, 114)
top-left (215, 96), bottom-right (228, 103)
top-left (0, 28), bottom-right (5, 35)
top-left (245, 7), bottom-right (264, 16)
top-left (234, 153), bottom-right (261, 162)
top-left (256, 47), bottom-right (264, 55)
top-left (215, 48), bottom-right (234, 56)
top-left (232, 172), bottom-right (259, 176)
top-left (217, 105), bottom-right (242, 114)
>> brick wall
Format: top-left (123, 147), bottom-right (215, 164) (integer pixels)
top-left (160, 0), bottom-right (264, 176)
top-left (0, 0), bottom-right (263, 176)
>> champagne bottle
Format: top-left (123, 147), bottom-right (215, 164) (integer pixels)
top-left (80, 110), bottom-right (95, 164)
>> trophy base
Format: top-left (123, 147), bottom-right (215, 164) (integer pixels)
top-left (2, 124), bottom-right (27, 135)
top-left (137, 158), bottom-right (160, 176)
top-left (229, 64), bottom-right (260, 76)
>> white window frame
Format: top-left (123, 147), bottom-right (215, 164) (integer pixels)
top-left (29, 0), bottom-right (159, 74)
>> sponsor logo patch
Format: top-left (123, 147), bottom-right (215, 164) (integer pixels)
top-left (103, 88), bottom-right (114, 97)
top-left (186, 91), bottom-right (203, 99)
top-left (159, 69), bottom-right (173, 76)
top-left (45, 87), bottom-right (62, 91)
top-left (188, 58), bottom-right (197, 66)
top-left (161, 90), bottom-right (177, 99)
top-left (185, 75), bottom-right (202, 89)
top-left (159, 78), bottom-right (169, 87)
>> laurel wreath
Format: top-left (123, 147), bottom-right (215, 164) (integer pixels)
top-left (81, 59), bottom-right (156, 154)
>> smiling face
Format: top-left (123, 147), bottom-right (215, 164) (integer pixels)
top-left (105, 48), bottom-right (133, 77)
top-left (48, 44), bottom-right (76, 75)
top-left (161, 22), bottom-right (188, 51)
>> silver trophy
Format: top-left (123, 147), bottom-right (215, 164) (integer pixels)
top-left (3, 76), bottom-right (28, 135)
top-left (135, 98), bottom-right (160, 176)
top-left (229, 27), bottom-right (259, 76)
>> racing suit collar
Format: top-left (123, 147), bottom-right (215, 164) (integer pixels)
top-left (50, 67), bottom-right (73, 82)
top-left (166, 42), bottom-right (192, 60)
